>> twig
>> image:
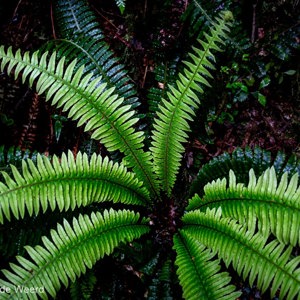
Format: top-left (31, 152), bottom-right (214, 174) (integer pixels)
top-left (251, 1), bottom-right (258, 43)
top-left (12, 0), bottom-right (23, 20)
top-left (50, 1), bottom-right (57, 39)
top-left (141, 65), bottom-right (148, 89)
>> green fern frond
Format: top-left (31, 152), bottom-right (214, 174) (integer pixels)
top-left (49, 0), bottom-right (139, 109)
top-left (187, 167), bottom-right (300, 246)
top-left (53, 0), bottom-right (104, 39)
top-left (189, 146), bottom-right (300, 197)
top-left (0, 151), bottom-right (150, 223)
top-left (150, 12), bottom-right (232, 196)
top-left (0, 209), bottom-right (149, 299)
top-left (0, 46), bottom-right (159, 197)
top-left (173, 231), bottom-right (240, 300)
top-left (182, 208), bottom-right (300, 300)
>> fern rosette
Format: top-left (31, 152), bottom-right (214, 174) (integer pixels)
top-left (0, 2), bottom-right (299, 299)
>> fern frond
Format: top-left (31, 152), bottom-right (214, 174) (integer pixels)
top-left (49, 0), bottom-right (139, 110)
top-left (173, 231), bottom-right (240, 300)
top-left (189, 146), bottom-right (300, 197)
top-left (0, 151), bottom-right (150, 223)
top-left (115, 0), bottom-right (126, 14)
top-left (187, 167), bottom-right (300, 246)
top-left (0, 209), bottom-right (149, 299)
top-left (0, 46), bottom-right (159, 197)
top-left (182, 208), bottom-right (300, 300)
top-left (150, 12), bottom-right (232, 196)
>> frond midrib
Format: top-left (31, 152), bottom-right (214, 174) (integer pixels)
top-left (68, 0), bottom-right (81, 32)
top-left (193, 196), bottom-right (300, 213)
top-left (0, 175), bottom-right (149, 204)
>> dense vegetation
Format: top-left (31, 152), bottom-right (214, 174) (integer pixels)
top-left (0, 0), bottom-right (299, 299)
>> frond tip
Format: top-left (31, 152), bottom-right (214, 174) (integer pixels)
top-left (0, 209), bottom-right (150, 299)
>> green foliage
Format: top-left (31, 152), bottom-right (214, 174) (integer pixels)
top-left (151, 13), bottom-right (231, 195)
top-left (0, 151), bottom-right (149, 223)
top-left (0, 2), bottom-right (299, 300)
top-left (48, 0), bottom-right (139, 111)
top-left (182, 206), bottom-right (300, 300)
top-left (0, 209), bottom-right (149, 299)
top-left (114, 0), bottom-right (126, 14)
top-left (174, 232), bottom-right (240, 300)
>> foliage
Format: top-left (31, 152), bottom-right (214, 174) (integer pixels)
top-left (182, 0), bottom-right (299, 126)
top-left (0, 1), bottom-right (299, 300)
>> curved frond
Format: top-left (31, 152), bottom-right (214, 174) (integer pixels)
top-left (189, 146), bottom-right (300, 197)
top-left (0, 209), bottom-right (149, 299)
top-left (150, 11), bottom-right (232, 195)
top-left (182, 208), bottom-right (300, 300)
top-left (187, 167), bottom-right (300, 246)
top-left (0, 46), bottom-right (159, 197)
top-left (0, 151), bottom-right (150, 223)
top-left (173, 231), bottom-right (240, 300)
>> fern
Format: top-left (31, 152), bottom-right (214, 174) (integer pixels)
top-left (147, 60), bottom-right (179, 124)
top-left (0, 4), bottom-right (299, 299)
top-left (0, 145), bottom-right (39, 174)
top-left (69, 269), bottom-right (96, 300)
top-left (114, 0), bottom-right (126, 14)
top-left (182, 207), bottom-right (300, 300)
top-left (150, 12), bottom-right (233, 195)
top-left (0, 209), bottom-right (149, 299)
